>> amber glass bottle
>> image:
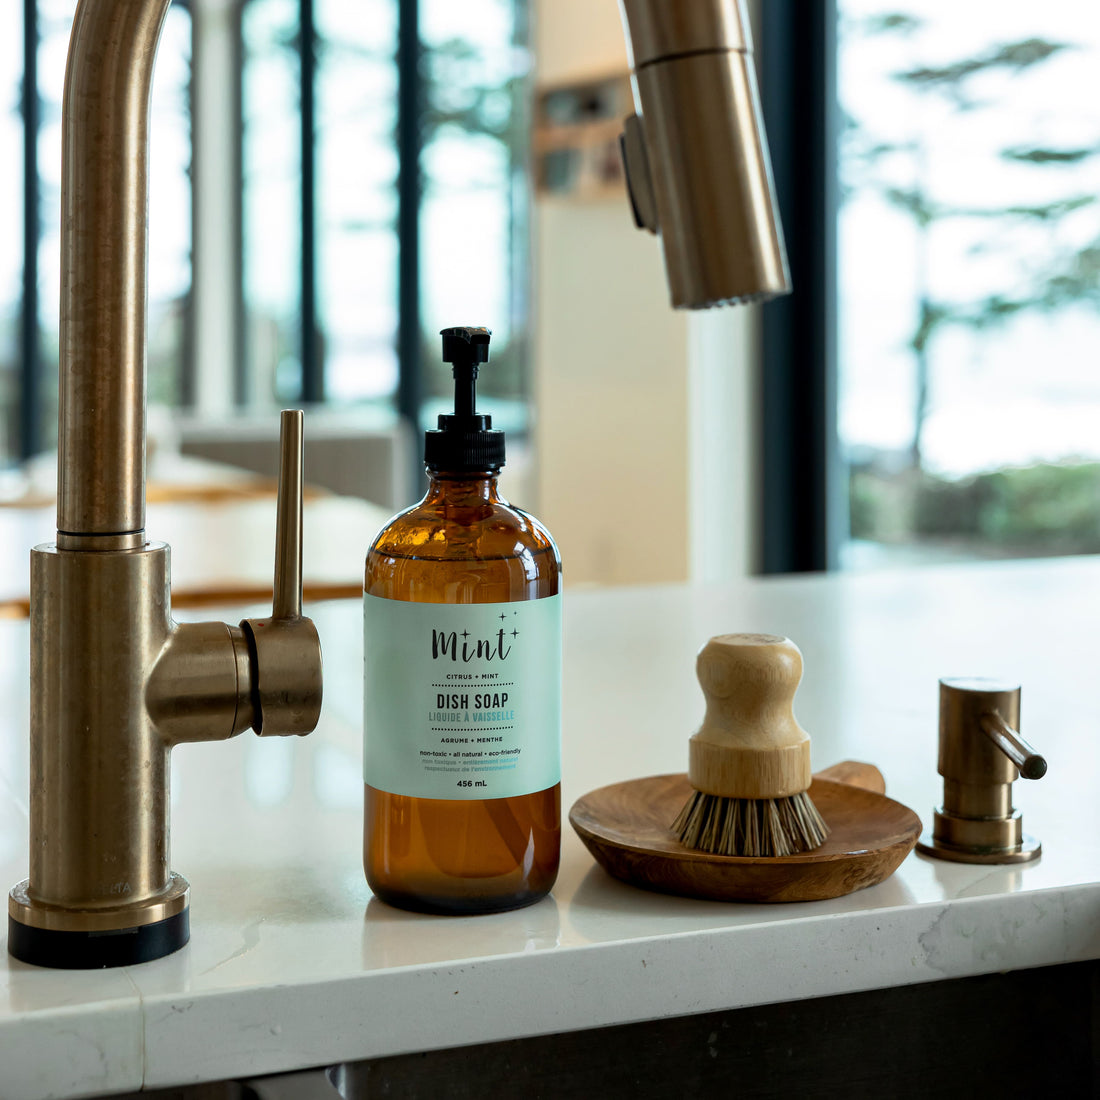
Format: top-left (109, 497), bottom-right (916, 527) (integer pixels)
top-left (363, 327), bottom-right (561, 914)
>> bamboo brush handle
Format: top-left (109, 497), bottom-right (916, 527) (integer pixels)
top-left (688, 633), bottom-right (812, 800)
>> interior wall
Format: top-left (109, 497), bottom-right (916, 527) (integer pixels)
top-left (534, 198), bottom-right (692, 586)
top-left (530, 0), bottom-right (758, 586)
top-left (531, 0), bottom-right (691, 587)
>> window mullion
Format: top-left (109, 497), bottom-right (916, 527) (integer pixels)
top-left (300, 0), bottom-right (321, 403)
top-left (396, 0), bottom-right (421, 437)
top-left (759, 0), bottom-right (840, 573)
top-left (21, 0), bottom-right (39, 460)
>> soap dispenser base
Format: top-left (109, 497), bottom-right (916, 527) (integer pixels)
top-left (915, 832), bottom-right (1041, 865)
top-left (7, 908), bottom-right (189, 969)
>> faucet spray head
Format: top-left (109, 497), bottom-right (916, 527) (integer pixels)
top-left (618, 0), bottom-right (792, 309)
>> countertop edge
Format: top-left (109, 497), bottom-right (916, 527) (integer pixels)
top-left (139, 881), bottom-right (1100, 1088)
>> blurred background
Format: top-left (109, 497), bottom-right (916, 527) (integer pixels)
top-left (1, 0), bottom-right (1097, 585)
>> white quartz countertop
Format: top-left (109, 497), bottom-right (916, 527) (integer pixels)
top-left (1, 557), bottom-right (1099, 1098)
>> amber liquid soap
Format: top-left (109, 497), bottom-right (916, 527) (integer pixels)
top-left (363, 327), bottom-right (561, 914)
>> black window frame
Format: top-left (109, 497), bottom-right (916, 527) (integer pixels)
top-left (20, 0), bottom-right (39, 460)
top-left (759, 0), bottom-right (841, 573)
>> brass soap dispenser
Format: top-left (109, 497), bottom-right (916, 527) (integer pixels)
top-left (7, 0), bottom-right (323, 968)
top-left (917, 678), bottom-right (1046, 864)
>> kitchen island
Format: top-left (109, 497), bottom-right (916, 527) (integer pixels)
top-left (0, 557), bottom-right (1097, 1097)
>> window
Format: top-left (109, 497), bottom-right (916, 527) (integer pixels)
top-left (418, 0), bottom-right (530, 434)
top-left (239, 0), bottom-right (532, 434)
top-left (240, 0), bottom-right (322, 405)
top-left (0, 2), bottom-right (530, 472)
top-left (146, 5), bottom-right (194, 407)
top-left (0, 4), bottom-right (23, 462)
top-left (838, 1), bottom-right (1100, 566)
top-left (0, 1), bottom-right (192, 466)
top-left (315, 1), bottom-right (400, 407)
top-left (761, 0), bottom-right (1100, 572)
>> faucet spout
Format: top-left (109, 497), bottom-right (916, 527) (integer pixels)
top-left (58, 0), bottom-right (170, 539)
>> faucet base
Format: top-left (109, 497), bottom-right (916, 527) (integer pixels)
top-left (7, 872), bottom-right (190, 968)
top-left (7, 907), bottom-right (189, 969)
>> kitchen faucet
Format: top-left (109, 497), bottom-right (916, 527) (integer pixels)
top-left (7, 0), bottom-right (323, 969)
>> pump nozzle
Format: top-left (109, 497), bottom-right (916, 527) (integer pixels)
top-left (425, 327), bottom-right (505, 472)
top-left (441, 326), bottom-right (491, 419)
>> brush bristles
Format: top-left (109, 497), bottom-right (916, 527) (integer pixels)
top-left (672, 790), bottom-right (829, 857)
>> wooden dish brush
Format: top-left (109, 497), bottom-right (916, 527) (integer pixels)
top-left (672, 633), bottom-right (829, 857)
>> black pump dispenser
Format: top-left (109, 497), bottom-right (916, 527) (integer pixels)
top-left (425, 326), bottom-right (505, 472)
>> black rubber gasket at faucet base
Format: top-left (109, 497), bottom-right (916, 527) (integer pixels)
top-left (6, 907), bottom-right (189, 969)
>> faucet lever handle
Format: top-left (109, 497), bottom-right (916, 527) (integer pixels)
top-left (237, 409), bottom-right (323, 737)
top-left (273, 409), bottom-right (304, 620)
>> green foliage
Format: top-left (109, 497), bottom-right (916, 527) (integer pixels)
top-left (424, 38), bottom-right (524, 143)
top-left (864, 13), bottom-right (922, 34)
top-left (897, 38), bottom-right (1069, 107)
top-left (976, 464), bottom-right (1100, 545)
top-left (1003, 145), bottom-right (1099, 165)
top-left (851, 463), bottom-right (1100, 554)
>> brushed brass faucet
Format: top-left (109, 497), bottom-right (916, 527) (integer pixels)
top-left (617, 0), bottom-right (790, 308)
top-left (7, 0), bottom-right (323, 969)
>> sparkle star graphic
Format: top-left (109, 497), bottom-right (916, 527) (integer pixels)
top-left (511, 629), bottom-right (519, 638)
top-left (499, 613), bottom-right (506, 621)
top-left (461, 630), bottom-right (469, 639)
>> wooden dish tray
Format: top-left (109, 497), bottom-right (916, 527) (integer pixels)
top-left (569, 763), bottom-right (922, 903)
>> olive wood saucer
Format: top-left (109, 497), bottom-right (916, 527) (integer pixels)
top-left (568, 763), bottom-right (922, 903)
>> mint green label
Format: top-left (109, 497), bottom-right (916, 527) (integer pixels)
top-left (364, 593), bottom-right (562, 800)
